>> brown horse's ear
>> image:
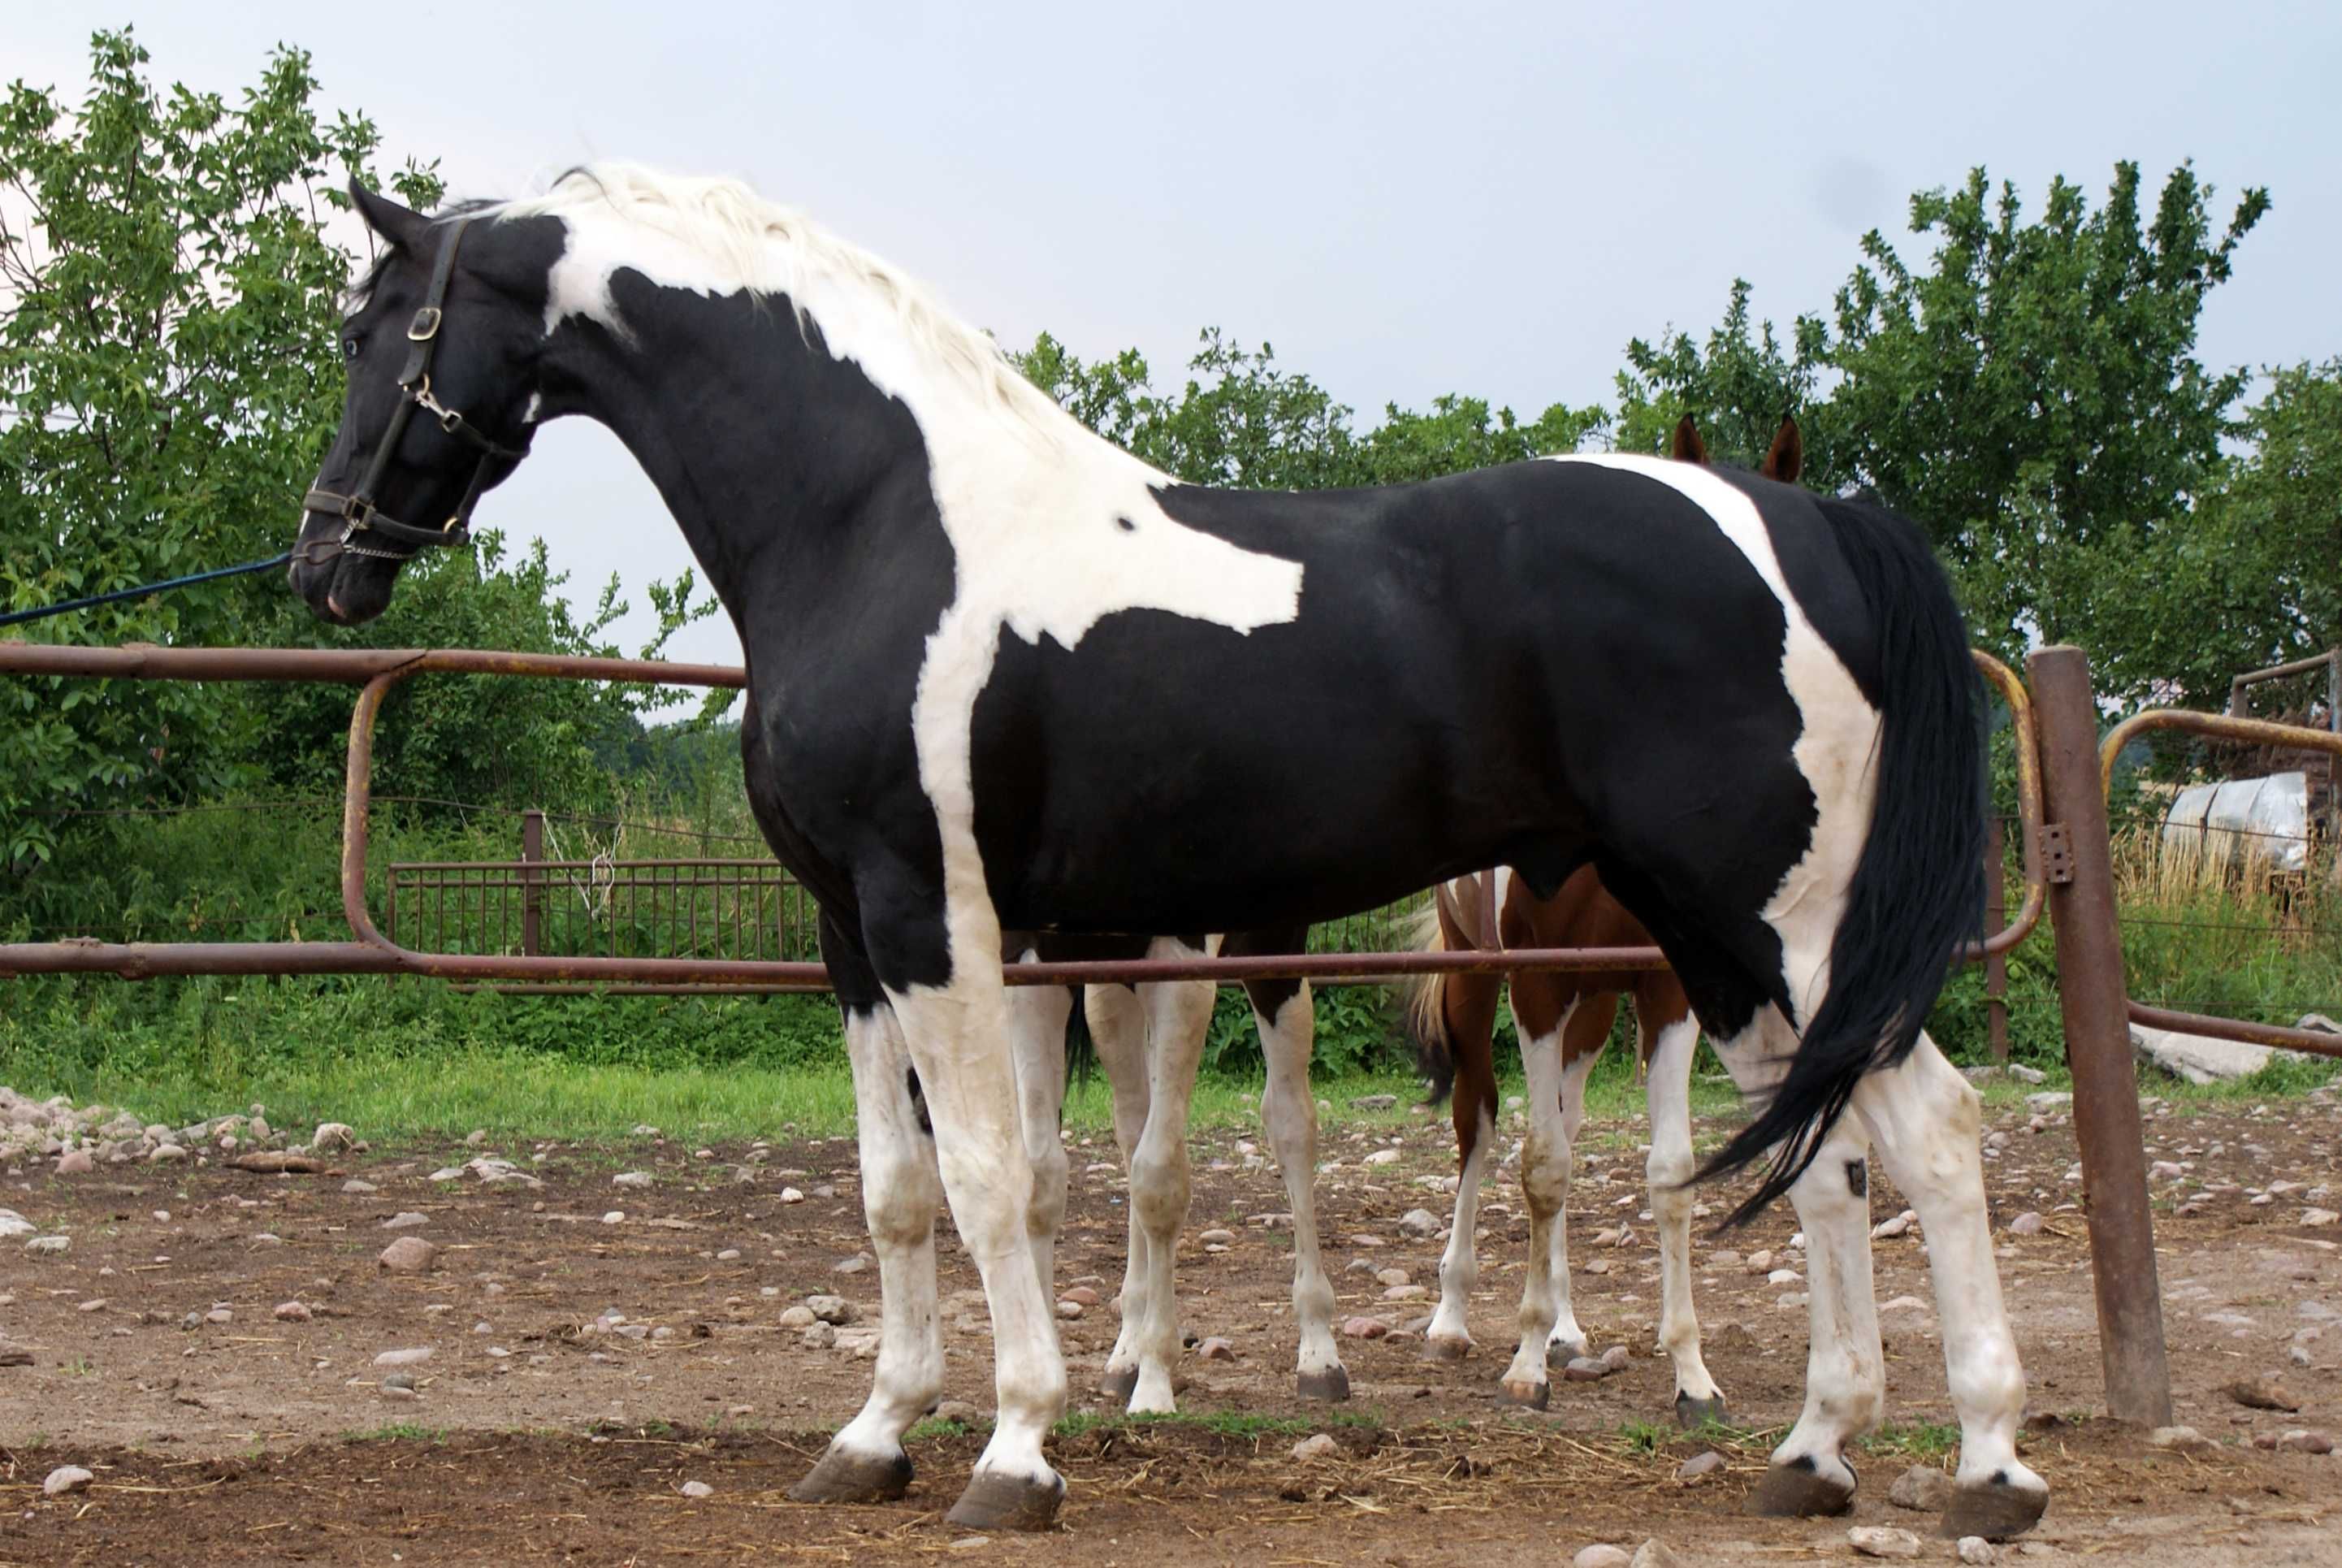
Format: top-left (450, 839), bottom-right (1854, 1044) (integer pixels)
top-left (1669, 414), bottom-right (1708, 465)
top-left (1763, 414), bottom-right (1803, 484)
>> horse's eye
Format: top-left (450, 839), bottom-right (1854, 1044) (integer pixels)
top-left (342, 337), bottom-right (361, 362)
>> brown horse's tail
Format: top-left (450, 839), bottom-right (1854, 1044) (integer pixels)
top-left (1401, 899), bottom-right (1461, 1105)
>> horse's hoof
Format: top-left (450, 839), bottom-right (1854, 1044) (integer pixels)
top-left (1297, 1365), bottom-right (1352, 1402)
top-left (945, 1469), bottom-right (1064, 1532)
top-left (1422, 1336), bottom-right (1472, 1364)
top-left (787, 1448), bottom-right (912, 1505)
top-left (1096, 1364), bottom-right (1139, 1401)
top-left (1745, 1457), bottom-right (1855, 1517)
top-left (1674, 1393), bottom-right (1730, 1431)
top-left (1544, 1337), bottom-right (1590, 1370)
top-left (1498, 1377), bottom-right (1551, 1411)
top-left (1941, 1477), bottom-right (2049, 1540)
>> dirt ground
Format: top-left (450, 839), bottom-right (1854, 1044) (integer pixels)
top-left (2, 1088), bottom-right (2339, 1566)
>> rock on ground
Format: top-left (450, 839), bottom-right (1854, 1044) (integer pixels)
top-left (1628, 1542), bottom-right (1688, 1568)
top-left (1291, 1432), bottom-right (1339, 1462)
top-left (1847, 1525), bottom-right (1923, 1558)
top-left (44, 1466), bottom-right (94, 1497)
top-left (1957, 1540), bottom-right (1997, 1566)
top-left (1887, 1464), bottom-right (1952, 1511)
top-left (1573, 1548), bottom-right (1631, 1568)
top-left (377, 1237), bottom-right (439, 1273)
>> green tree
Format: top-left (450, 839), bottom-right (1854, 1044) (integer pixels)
top-left (1015, 328), bottom-right (1602, 488)
top-left (1611, 278), bottom-right (1836, 478)
top-left (1824, 162), bottom-right (2269, 674)
top-left (0, 30), bottom-right (711, 864)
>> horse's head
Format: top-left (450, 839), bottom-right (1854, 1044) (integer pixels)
top-left (291, 184), bottom-right (556, 625)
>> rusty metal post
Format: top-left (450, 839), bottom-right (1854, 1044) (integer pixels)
top-left (1985, 817), bottom-right (2009, 1062)
top-left (522, 811), bottom-right (545, 958)
top-left (2028, 644), bottom-right (2172, 1427)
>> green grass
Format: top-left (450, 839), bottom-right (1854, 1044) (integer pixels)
top-left (1859, 1420), bottom-right (1960, 1458)
top-left (341, 1424), bottom-right (450, 1444)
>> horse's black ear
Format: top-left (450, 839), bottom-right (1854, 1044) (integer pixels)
top-left (1764, 415), bottom-right (1804, 484)
top-left (1669, 414), bottom-right (1708, 466)
top-left (349, 179), bottom-right (429, 250)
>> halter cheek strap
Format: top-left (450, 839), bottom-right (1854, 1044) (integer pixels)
top-left (302, 216), bottom-right (530, 563)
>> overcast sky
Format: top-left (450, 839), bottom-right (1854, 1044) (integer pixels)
top-left (15, 3), bottom-right (2336, 668)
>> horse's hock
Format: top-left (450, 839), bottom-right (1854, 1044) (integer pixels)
top-left (10, 637), bottom-right (2342, 1440)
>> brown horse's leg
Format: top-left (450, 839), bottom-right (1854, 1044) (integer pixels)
top-left (1424, 964), bottom-right (1503, 1363)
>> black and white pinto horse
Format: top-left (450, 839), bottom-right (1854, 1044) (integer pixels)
top-left (292, 166), bottom-right (2041, 1538)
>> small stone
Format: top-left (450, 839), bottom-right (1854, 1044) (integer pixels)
top-left (0, 1211), bottom-right (32, 1240)
top-left (602, 1211), bottom-right (626, 1224)
top-left (1574, 1549), bottom-right (1633, 1568)
top-left (2226, 1375), bottom-right (2301, 1412)
top-left (834, 1254), bottom-right (872, 1275)
top-left (1872, 1211), bottom-right (1916, 1241)
top-left (1563, 1358), bottom-right (1609, 1382)
top-left (716, 1248), bottom-right (741, 1261)
top-left (1767, 1268), bottom-right (1802, 1285)
top-left (1056, 1299), bottom-right (1084, 1319)
top-left (679, 1479), bottom-right (713, 1497)
top-left (1887, 1464), bottom-right (1952, 1511)
top-left (2302, 1208), bottom-right (2340, 1228)
top-left (779, 1187), bottom-right (804, 1204)
top-left (1744, 1250), bottom-right (1773, 1272)
top-left (378, 1236), bottom-right (439, 1273)
top-left (374, 1347), bottom-right (435, 1367)
top-left (1061, 1285), bottom-right (1101, 1307)
top-left (1375, 1267), bottom-right (1411, 1287)
top-left (76, 1297), bottom-right (108, 1313)
top-left (1340, 1316), bottom-right (1390, 1340)
top-left (55, 1148), bottom-right (93, 1176)
top-left (1957, 1537), bottom-right (1998, 1566)
top-left (2026, 1092), bottom-right (2072, 1113)
top-left (933, 1399), bottom-right (981, 1424)
top-left (342, 1179), bottom-right (378, 1194)
top-left (804, 1295), bottom-right (857, 1325)
top-left (43, 1465), bottom-right (94, 1497)
top-left (1398, 1208), bottom-right (1441, 1237)
top-left (1629, 1543), bottom-right (1689, 1568)
top-left (2007, 1064), bottom-right (2046, 1084)
top-left (1195, 1336), bottom-right (1236, 1362)
top-left (1708, 1250), bottom-right (1742, 1269)
top-left (778, 1306), bottom-right (816, 1329)
top-left (1198, 1228), bottom-right (1237, 1246)
top-left (2148, 1425), bottom-right (2212, 1451)
top-left (1383, 1284), bottom-right (1429, 1302)
top-left (1675, 1451), bottom-right (1724, 1480)
top-left (149, 1143), bottom-right (188, 1163)
top-left (25, 1235), bottom-right (68, 1255)
top-left (800, 1321), bottom-right (837, 1349)
top-left (1362, 1149), bottom-right (1401, 1167)
top-left (382, 1212), bottom-right (429, 1229)
top-left (1350, 1094), bottom-right (1397, 1110)
top-left (2007, 1211), bottom-right (2045, 1236)
top-left (427, 1167), bottom-right (463, 1183)
top-left (1847, 1525), bottom-right (1922, 1558)
top-left (1600, 1343), bottom-right (1630, 1371)
top-left (613, 1171), bottom-right (652, 1189)
top-left (313, 1123), bottom-right (357, 1153)
top-left (2276, 1428), bottom-right (2334, 1454)
top-left (1291, 1432), bottom-right (1340, 1461)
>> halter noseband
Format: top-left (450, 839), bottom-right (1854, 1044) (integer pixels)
top-left (302, 216), bottom-right (529, 563)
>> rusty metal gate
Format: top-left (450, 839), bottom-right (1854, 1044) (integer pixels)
top-left (11, 635), bottom-right (2342, 1428)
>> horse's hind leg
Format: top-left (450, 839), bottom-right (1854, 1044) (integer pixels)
top-left (1005, 968), bottom-right (1074, 1301)
top-left (1425, 972), bottom-right (1504, 1363)
top-left (1121, 952), bottom-right (1217, 1414)
top-left (1085, 982), bottom-right (1154, 1405)
top-left (1713, 1007), bottom-right (1883, 1519)
top-left (1498, 986), bottom-right (1610, 1408)
top-left (1643, 1004), bottom-right (1726, 1427)
top-left (790, 1001), bottom-right (943, 1505)
top-left (1249, 973), bottom-right (1347, 1400)
top-left (1853, 1033), bottom-right (2045, 1540)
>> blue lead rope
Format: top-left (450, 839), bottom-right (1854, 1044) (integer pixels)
top-left (0, 551), bottom-right (296, 630)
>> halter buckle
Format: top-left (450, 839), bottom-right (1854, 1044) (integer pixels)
top-left (408, 306), bottom-right (443, 341)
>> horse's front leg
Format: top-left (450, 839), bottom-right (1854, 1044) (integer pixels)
top-left (1249, 976), bottom-right (1347, 1401)
top-left (789, 993), bottom-right (945, 1505)
top-left (886, 937), bottom-right (1069, 1530)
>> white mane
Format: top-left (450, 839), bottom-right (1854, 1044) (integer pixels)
top-left (493, 162), bottom-right (1076, 444)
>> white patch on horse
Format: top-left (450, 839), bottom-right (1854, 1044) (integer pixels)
top-left (1552, 454), bottom-right (1878, 1026)
top-left (508, 165), bottom-right (1305, 990)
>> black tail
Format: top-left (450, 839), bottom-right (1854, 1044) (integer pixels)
top-left (1696, 496), bottom-right (1986, 1226)
top-left (1063, 986), bottom-right (1096, 1092)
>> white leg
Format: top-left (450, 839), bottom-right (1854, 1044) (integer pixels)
top-left (1255, 982), bottom-right (1346, 1399)
top-left (1853, 1031), bottom-right (2046, 1535)
top-left (1123, 949), bottom-right (1216, 1413)
top-left (1645, 1013), bottom-right (1726, 1423)
top-left (1085, 981), bottom-right (1154, 1401)
top-left (1005, 977), bottom-right (1073, 1301)
top-left (1426, 1099), bottom-right (1492, 1358)
top-left (1715, 1009), bottom-right (1882, 1517)
top-left (887, 963), bottom-right (1068, 1530)
top-left (1542, 1046), bottom-right (1597, 1363)
top-left (790, 1006), bottom-right (945, 1504)
top-left (1499, 1004), bottom-right (1587, 1407)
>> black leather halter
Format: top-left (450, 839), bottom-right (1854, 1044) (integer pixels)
top-left (303, 217), bottom-right (529, 562)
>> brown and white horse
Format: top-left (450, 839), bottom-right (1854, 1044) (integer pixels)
top-left (1407, 418), bottom-right (1802, 1423)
